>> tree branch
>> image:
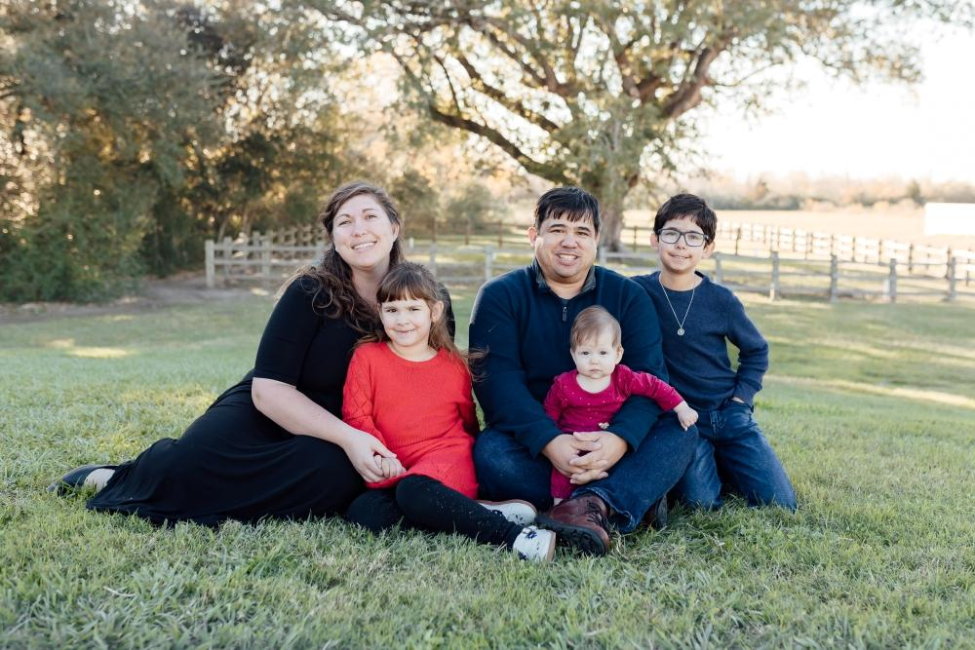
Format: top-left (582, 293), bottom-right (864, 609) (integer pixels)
top-left (663, 30), bottom-right (734, 118)
top-left (478, 16), bottom-right (577, 96)
top-left (428, 104), bottom-right (569, 184)
top-left (462, 17), bottom-right (547, 88)
top-left (455, 54), bottom-right (561, 132)
top-left (597, 11), bottom-right (640, 100)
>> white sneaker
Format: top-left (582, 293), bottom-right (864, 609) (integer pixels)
top-left (512, 526), bottom-right (556, 562)
top-left (478, 499), bottom-right (537, 526)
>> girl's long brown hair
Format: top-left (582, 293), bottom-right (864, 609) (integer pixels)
top-left (281, 181), bottom-right (406, 334)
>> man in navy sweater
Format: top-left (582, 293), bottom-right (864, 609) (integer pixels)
top-left (470, 187), bottom-right (698, 555)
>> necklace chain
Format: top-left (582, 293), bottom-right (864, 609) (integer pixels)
top-left (658, 274), bottom-right (695, 336)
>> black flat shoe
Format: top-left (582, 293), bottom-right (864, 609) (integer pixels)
top-left (47, 464), bottom-right (116, 495)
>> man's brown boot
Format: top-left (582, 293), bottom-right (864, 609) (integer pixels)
top-left (537, 494), bottom-right (611, 556)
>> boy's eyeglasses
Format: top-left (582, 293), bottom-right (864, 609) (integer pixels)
top-left (656, 229), bottom-right (710, 247)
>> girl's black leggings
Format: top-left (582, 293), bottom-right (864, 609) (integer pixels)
top-left (346, 475), bottom-right (523, 548)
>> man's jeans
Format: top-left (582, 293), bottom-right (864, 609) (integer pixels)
top-left (473, 414), bottom-right (697, 533)
top-left (673, 400), bottom-right (796, 511)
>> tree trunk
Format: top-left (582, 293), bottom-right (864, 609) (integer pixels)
top-left (587, 178), bottom-right (630, 252)
top-left (600, 193), bottom-right (627, 252)
top-left (585, 155), bottom-right (637, 252)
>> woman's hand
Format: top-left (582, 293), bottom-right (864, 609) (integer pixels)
top-left (341, 429), bottom-right (398, 483)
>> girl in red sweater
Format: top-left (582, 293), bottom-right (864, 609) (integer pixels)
top-left (343, 262), bottom-right (558, 561)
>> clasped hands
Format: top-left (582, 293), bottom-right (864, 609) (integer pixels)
top-left (342, 429), bottom-right (405, 483)
top-left (543, 431), bottom-right (628, 486)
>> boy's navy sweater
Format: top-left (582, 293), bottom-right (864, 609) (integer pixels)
top-left (470, 261), bottom-right (666, 456)
top-left (634, 271), bottom-right (769, 411)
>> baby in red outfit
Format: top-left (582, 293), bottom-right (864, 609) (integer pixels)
top-left (544, 306), bottom-right (699, 501)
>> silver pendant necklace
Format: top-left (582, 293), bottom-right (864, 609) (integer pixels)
top-left (658, 274), bottom-right (694, 336)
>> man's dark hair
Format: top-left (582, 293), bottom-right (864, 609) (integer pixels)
top-left (653, 193), bottom-right (717, 242)
top-left (534, 186), bottom-right (601, 233)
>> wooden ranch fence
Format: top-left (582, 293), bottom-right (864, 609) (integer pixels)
top-left (205, 230), bottom-right (975, 303)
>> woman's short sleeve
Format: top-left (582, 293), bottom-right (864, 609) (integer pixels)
top-left (253, 276), bottom-right (322, 385)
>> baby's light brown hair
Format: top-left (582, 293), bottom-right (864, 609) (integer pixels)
top-left (570, 306), bottom-right (622, 351)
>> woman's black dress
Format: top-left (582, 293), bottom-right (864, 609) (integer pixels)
top-left (88, 276), bottom-right (368, 526)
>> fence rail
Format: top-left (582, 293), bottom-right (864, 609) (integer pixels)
top-left (205, 232), bottom-right (974, 303)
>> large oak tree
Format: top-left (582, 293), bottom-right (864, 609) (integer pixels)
top-left (323, 0), bottom-right (970, 249)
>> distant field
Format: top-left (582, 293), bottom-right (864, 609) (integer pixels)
top-left (506, 202), bottom-right (975, 251)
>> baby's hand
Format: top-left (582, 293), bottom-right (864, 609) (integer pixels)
top-left (674, 402), bottom-right (698, 431)
top-left (377, 456), bottom-right (406, 479)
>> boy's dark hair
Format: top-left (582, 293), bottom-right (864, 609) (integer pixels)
top-left (534, 186), bottom-right (601, 233)
top-left (653, 193), bottom-right (717, 243)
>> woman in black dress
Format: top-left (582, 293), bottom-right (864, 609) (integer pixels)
top-left (52, 181), bottom-right (428, 526)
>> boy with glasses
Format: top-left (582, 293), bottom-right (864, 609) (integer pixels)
top-left (633, 194), bottom-right (797, 511)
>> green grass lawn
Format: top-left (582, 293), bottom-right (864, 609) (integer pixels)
top-left (2, 289), bottom-right (974, 648)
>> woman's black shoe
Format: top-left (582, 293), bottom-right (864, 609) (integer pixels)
top-left (47, 464), bottom-right (116, 495)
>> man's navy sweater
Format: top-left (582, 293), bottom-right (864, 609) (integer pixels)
top-left (470, 262), bottom-right (667, 456)
top-left (634, 271), bottom-right (769, 411)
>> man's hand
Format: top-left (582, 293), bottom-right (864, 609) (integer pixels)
top-left (568, 431), bottom-right (628, 485)
top-left (542, 433), bottom-right (603, 478)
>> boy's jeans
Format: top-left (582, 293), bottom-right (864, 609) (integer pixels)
top-left (473, 414), bottom-right (697, 533)
top-left (673, 399), bottom-right (796, 511)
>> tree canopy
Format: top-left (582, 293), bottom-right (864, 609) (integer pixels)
top-left (322, 0), bottom-right (971, 248)
top-left (0, 0), bottom-right (363, 300)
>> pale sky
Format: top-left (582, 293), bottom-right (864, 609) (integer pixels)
top-left (697, 28), bottom-right (975, 184)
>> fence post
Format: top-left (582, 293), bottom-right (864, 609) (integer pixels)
top-left (945, 248), bottom-right (953, 279)
top-left (908, 244), bottom-right (915, 274)
top-left (483, 245), bottom-right (494, 283)
top-left (633, 225), bottom-right (639, 251)
top-left (947, 257), bottom-right (957, 302)
top-left (261, 237), bottom-right (272, 279)
top-left (829, 255), bottom-right (839, 303)
top-left (885, 258), bottom-right (897, 303)
top-left (222, 236), bottom-right (233, 283)
top-left (769, 251), bottom-right (780, 301)
top-left (851, 236), bottom-right (858, 263)
top-left (498, 221), bottom-right (505, 248)
top-left (598, 245), bottom-right (607, 266)
top-left (714, 252), bottom-right (723, 285)
top-left (735, 226), bottom-right (742, 256)
top-left (465, 219), bottom-right (471, 246)
top-left (830, 233), bottom-right (837, 257)
top-left (428, 241), bottom-right (438, 277)
top-left (205, 240), bottom-right (215, 288)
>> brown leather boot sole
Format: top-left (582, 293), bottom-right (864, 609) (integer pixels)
top-left (536, 513), bottom-right (610, 556)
